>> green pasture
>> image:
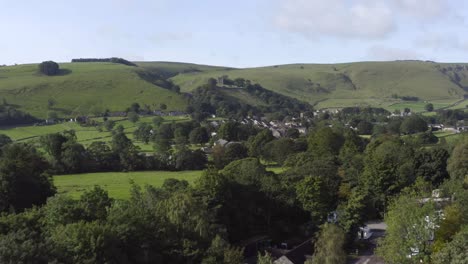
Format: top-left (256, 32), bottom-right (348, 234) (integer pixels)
top-left (53, 170), bottom-right (203, 199)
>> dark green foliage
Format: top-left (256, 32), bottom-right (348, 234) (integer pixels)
top-left (212, 143), bottom-right (249, 169)
top-left (72, 57), bottom-right (137, 66)
top-left (356, 120), bottom-right (373, 134)
top-left (311, 223), bottom-right (347, 264)
top-left (425, 103), bottom-right (434, 111)
top-left (218, 121), bottom-right (256, 141)
top-left (0, 105), bottom-right (38, 126)
top-left (103, 119), bottom-right (116, 131)
top-left (400, 115), bottom-right (428, 134)
top-left (189, 80), bottom-right (312, 121)
top-left (189, 127), bottom-right (210, 144)
top-left (152, 116), bottom-right (164, 126)
top-left (263, 138), bottom-right (296, 165)
top-left (127, 111), bottom-right (139, 123)
top-left (129, 102), bottom-right (140, 113)
top-left (247, 129), bottom-right (275, 157)
top-left (308, 127), bottom-right (344, 157)
top-left (447, 137), bottom-right (468, 181)
top-left (0, 134), bottom-right (12, 149)
top-left (174, 148), bottom-right (207, 170)
top-left (359, 136), bottom-right (415, 215)
top-left (133, 123), bottom-right (153, 143)
top-left (414, 147), bottom-right (449, 186)
top-left (80, 186), bottom-right (113, 221)
top-left (38, 61), bottom-right (59, 76)
top-left (0, 144), bottom-right (55, 212)
top-left (61, 142), bottom-right (88, 173)
top-left (432, 227), bottom-right (468, 264)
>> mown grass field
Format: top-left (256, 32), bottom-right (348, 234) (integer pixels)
top-left (0, 62), bottom-right (188, 118)
top-left (54, 170), bottom-right (203, 199)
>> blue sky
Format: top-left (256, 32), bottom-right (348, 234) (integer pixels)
top-left (1, 0), bottom-right (468, 67)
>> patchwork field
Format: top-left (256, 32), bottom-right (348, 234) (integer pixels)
top-left (0, 115), bottom-right (190, 151)
top-left (53, 170), bottom-right (203, 199)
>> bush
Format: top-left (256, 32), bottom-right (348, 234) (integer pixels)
top-left (38, 61), bottom-right (59, 76)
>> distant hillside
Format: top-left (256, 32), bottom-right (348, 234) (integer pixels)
top-left (1, 60), bottom-right (467, 119)
top-left (0, 62), bottom-right (189, 118)
top-left (169, 61), bottom-right (468, 110)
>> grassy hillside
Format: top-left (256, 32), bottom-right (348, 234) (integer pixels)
top-left (2, 60), bottom-right (467, 118)
top-left (0, 62), bottom-right (188, 118)
top-left (136, 61), bottom-right (233, 77)
top-left (170, 61), bottom-right (468, 111)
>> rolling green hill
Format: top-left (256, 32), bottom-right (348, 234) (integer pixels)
top-left (0, 62), bottom-right (188, 118)
top-left (169, 61), bottom-right (468, 110)
top-left (1, 60), bottom-right (467, 120)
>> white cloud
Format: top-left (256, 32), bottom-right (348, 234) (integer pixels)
top-left (367, 45), bottom-right (421, 60)
top-left (415, 33), bottom-right (468, 52)
top-left (392, 0), bottom-right (449, 20)
top-left (275, 0), bottom-right (395, 39)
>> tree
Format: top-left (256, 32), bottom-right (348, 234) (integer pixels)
top-left (425, 103), bottom-right (434, 112)
top-left (103, 120), bottom-right (115, 131)
top-left (360, 137), bottom-right (415, 214)
top-left (432, 226), bottom-right (468, 264)
top-left (47, 98), bottom-right (56, 109)
top-left (257, 252), bottom-right (274, 264)
top-left (38, 61), bottom-right (59, 76)
top-left (111, 131), bottom-right (132, 154)
top-left (79, 186), bottom-right (113, 221)
top-left (129, 102), bottom-right (140, 113)
top-left (133, 123), bottom-right (153, 144)
top-left (447, 137), bottom-right (468, 181)
top-left (414, 147), bottom-right (449, 186)
top-left (152, 116), bottom-right (164, 126)
top-left (312, 223), bottom-right (347, 264)
top-left (356, 120), bottom-right (373, 135)
top-left (0, 143), bottom-right (55, 212)
top-left (189, 127), bottom-right (210, 144)
top-left (376, 194), bottom-right (437, 264)
top-left (127, 111), bottom-right (139, 123)
top-left (308, 127), bottom-right (344, 157)
top-left (0, 134), bottom-right (12, 149)
top-left (263, 138), bottom-right (296, 165)
top-left (40, 132), bottom-right (69, 163)
top-left (159, 103), bottom-right (167, 110)
top-left (296, 176), bottom-right (334, 222)
top-left (175, 149), bottom-right (207, 170)
top-left (247, 129), bottom-right (274, 157)
top-left (400, 115), bottom-right (428, 134)
top-left (61, 142), bottom-right (88, 173)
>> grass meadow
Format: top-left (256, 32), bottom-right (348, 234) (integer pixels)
top-left (53, 170), bottom-right (203, 199)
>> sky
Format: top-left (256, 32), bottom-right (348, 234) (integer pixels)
top-left (1, 0), bottom-right (468, 67)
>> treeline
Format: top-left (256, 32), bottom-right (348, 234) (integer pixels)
top-left (0, 104), bottom-right (38, 126)
top-left (71, 57), bottom-right (137, 67)
top-left (391, 94), bottom-right (419, 101)
top-left (187, 78), bottom-right (313, 121)
top-left (136, 70), bottom-right (181, 93)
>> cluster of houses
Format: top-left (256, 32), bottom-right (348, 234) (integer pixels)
top-left (239, 116), bottom-right (308, 138)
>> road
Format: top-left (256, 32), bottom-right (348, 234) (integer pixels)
top-left (348, 221), bottom-right (387, 264)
